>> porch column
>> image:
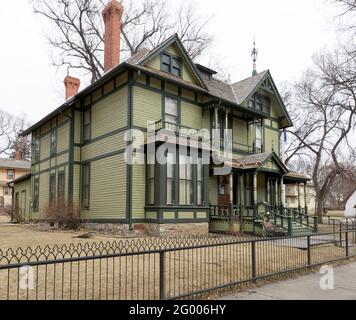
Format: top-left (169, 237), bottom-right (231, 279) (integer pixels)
top-left (229, 173), bottom-right (234, 205)
top-left (304, 182), bottom-right (308, 213)
top-left (239, 174), bottom-right (244, 232)
top-left (267, 178), bottom-right (271, 204)
top-left (274, 179), bottom-right (278, 208)
top-left (297, 182), bottom-right (301, 210)
top-left (280, 177), bottom-right (285, 208)
top-left (214, 108), bottom-right (219, 130)
top-left (253, 172), bottom-right (258, 211)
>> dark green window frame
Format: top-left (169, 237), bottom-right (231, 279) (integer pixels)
top-left (33, 178), bottom-right (39, 212)
top-left (164, 96), bottom-right (179, 130)
top-left (58, 171), bottom-right (65, 202)
top-left (50, 128), bottom-right (57, 156)
top-left (83, 107), bottom-right (91, 142)
top-left (146, 163), bottom-right (155, 206)
top-left (82, 163), bottom-right (90, 209)
top-left (49, 174), bottom-right (56, 203)
top-left (161, 52), bottom-right (182, 77)
top-left (166, 152), bottom-right (175, 205)
top-left (179, 154), bottom-right (193, 205)
top-left (248, 93), bottom-right (271, 115)
top-left (33, 139), bottom-right (40, 163)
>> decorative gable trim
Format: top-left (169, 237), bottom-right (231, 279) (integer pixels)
top-left (137, 34), bottom-right (207, 90)
top-left (260, 152), bottom-right (289, 174)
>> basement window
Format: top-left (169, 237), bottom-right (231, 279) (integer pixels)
top-left (161, 52), bottom-right (182, 77)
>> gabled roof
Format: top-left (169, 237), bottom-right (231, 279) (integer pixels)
top-left (231, 71), bottom-right (269, 104)
top-left (135, 33), bottom-right (207, 90)
top-left (224, 152), bottom-right (289, 174)
top-left (232, 70), bottom-right (293, 127)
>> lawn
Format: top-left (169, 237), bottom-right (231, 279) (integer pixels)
top-left (0, 215), bottom-right (355, 300)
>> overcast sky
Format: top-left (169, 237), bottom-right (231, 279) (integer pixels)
top-left (0, 0), bottom-right (338, 124)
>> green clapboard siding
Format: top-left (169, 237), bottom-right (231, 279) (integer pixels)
top-left (91, 87), bottom-right (127, 139)
top-left (181, 101), bottom-right (202, 129)
top-left (132, 164), bottom-right (145, 219)
top-left (74, 111), bottom-right (81, 144)
top-left (133, 86), bottom-right (162, 128)
top-left (40, 134), bottom-right (50, 160)
top-left (264, 128), bottom-right (280, 154)
top-left (38, 172), bottom-right (49, 216)
top-left (73, 164), bottom-right (81, 206)
top-left (233, 118), bottom-right (248, 145)
top-left (57, 122), bottom-right (69, 153)
top-left (81, 132), bottom-right (126, 161)
top-left (85, 154), bottom-right (126, 220)
top-left (202, 109), bottom-right (211, 132)
top-left (14, 178), bottom-right (31, 221)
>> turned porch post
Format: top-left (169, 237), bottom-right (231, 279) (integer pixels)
top-left (297, 182), bottom-right (301, 211)
top-left (304, 182), bottom-right (308, 214)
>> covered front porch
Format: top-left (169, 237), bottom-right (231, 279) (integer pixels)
top-left (209, 153), bottom-right (318, 236)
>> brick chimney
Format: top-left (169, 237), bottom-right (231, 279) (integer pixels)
top-left (102, 0), bottom-right (124, 72)
top-left (64, 76), bottom-right (81, 100)
top-left (15, 150), bottom-right (21, 161)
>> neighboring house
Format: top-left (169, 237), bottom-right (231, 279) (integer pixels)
top-left (285, 180), bottom-right (316, 214)
top-left (0, 158), bottom-right (30, 210)
top-left (15, 0), bottom-right (310, 235)
top-left (344, 189), bottom-right (356, 217)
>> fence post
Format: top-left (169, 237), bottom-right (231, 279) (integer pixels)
top-left (313, 216), bottom-right (318, 233)
top-left (307, 236), bottom-right (311, 266)
top-left (159, 251), bottom-right (166, 300)
top-left (345, 231), bottom-right (349, 258)
top-left (251, 241), bottom-right (256, 281)
top-left (288, 217), bottom-right (292, 236)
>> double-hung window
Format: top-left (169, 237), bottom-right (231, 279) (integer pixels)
top-left (161, 53), bottom-right (182, 77)
top-left (83, 108), bottom-right (91, 142)
top-left (147, 164), bottom-right (155, 205)
top-left (49, 174), bottom-right (56, 203)
top-left (255, 122), bottom-right (262, 150)
top-left (58, 172), bottom-right (65, 202)
top-left (197, 158), bottom-right (204, 205)
top-left (82, 164), bottom-right (90, 209)
top-left (179, 155), bottom-right (193, 205)
top-left (33, 139), bottom-right (40, 163)
top-left (7, 169), bottom-right (14, 180)
top-left (166, 152), bottom-right (175, 205)
top-left (50, 128), bottom-right (57, 156)
top-left (164, 97), bottom-right (178, 131)
top-left (33, 178), bottom-right (39, 212)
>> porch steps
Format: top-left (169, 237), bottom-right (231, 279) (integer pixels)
top-left (270, 218), bottom-right (314, 236)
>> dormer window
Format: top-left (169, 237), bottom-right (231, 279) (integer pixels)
top-left (161, 52), bottom-right (182, 77)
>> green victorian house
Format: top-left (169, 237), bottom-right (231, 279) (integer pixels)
top-left (13, 0), bottom-right (316, 236)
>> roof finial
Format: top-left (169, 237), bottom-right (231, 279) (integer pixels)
top-left (251, 37), bottom-right (258, 76)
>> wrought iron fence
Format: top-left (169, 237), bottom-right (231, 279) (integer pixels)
top-left (1, 230), bottom-right (356, 300)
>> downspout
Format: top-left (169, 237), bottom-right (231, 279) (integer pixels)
top-left (65, 108), bottom-right (75, 211)
top-left (9, 184), bottom-right (14, 223)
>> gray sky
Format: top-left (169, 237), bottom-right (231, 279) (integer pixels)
top-left (0, 0), bottom-right (338, 124)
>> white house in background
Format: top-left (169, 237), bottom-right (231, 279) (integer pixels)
top-left (344, 189), bottom-right (356, 217)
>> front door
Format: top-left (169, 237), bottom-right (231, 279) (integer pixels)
top-left (218, 176), bottom-right (230, 206)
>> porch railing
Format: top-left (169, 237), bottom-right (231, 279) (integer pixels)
top-left (217, 138), bottom-right (262, 155)
top-left (148, 120), bottom-right (209, 141)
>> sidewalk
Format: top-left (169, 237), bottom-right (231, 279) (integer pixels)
top-left (220, 262), bottom-right (356, 300)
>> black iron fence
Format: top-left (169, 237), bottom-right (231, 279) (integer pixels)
top-left (1, 230), bottom-right (356, 300)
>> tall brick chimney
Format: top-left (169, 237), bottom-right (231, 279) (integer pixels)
top-left (102, 0), bottom-right (124, 72)
top-left (64, 76), bottom-right (81, 100)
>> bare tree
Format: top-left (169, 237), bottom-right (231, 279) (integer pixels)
top-left (9, 118), bottom-right (32, 161)
top-left (284, 48), bottom-right (356, 222)
top-left (32, 0), bottom-right (213, 83)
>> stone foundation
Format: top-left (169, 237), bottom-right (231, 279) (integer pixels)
top-left (143, 223), bottom-right (209, 237)
top-left (36, 221), bottom-right (209, 237)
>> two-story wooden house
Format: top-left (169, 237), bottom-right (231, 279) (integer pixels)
top-left (16, 0), bottom-right (315, 236)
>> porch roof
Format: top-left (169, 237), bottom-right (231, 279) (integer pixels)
top-left (284, 172), bottom-right (311, 183)
top-left (223, 152), bottom-right (289, 174)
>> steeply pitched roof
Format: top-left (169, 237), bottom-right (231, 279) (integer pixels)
top-left (21, 34), bottom-right (293, 136)
top-left (0, 158), bottom-right (31, 170)
top-left (231, 71), bottom-right (269, 104)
